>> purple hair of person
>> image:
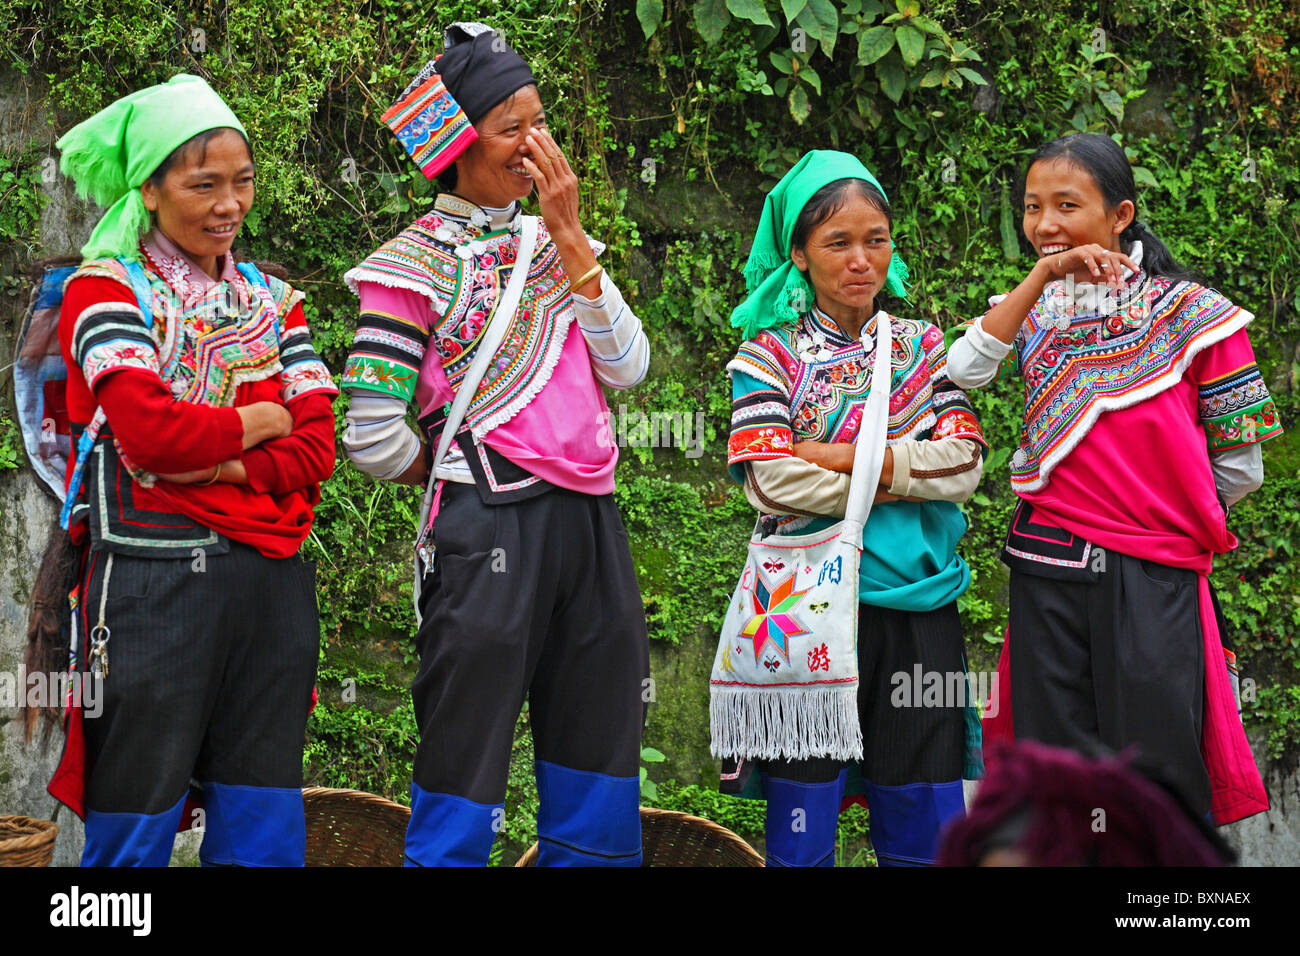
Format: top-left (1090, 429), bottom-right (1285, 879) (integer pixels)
top-left (938, 740), bottom-right (1230, 866)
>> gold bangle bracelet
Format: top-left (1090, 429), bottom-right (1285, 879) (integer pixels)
top-left (197, 462), bottom-right (223, 486)
top-left (571, 264), bottom-right (603, 291)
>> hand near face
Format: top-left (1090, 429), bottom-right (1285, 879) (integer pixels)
top-left (521, 129), bottom-right (583, 243)
top-left (1040, 243), bottom-right (1138, 290)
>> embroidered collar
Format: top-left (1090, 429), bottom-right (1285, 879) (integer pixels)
top-left (1038, 241), bottom-right (1150, 331)
top-left (427, 193), bottom-right (523, 256)
top-left (141, 228), bottom-right (249, 314)
top-left (795, 306), bottom-right (881, 362)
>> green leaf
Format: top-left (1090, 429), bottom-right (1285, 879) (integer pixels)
top-left (726, 0), bottom-right (774, 26)
top-left (781, 0), bottom-right (808, 21)
top-left (856, 91), bottom-right (883, 128)
top-left (770, 50), bottom-right (794, 73)
top-left (956, 66), bottom-right (986, 85)
top-left (694, 0), bottom-right (731, 44)
top-left (1098, 88), bottom-right (1125, 123)
top-left (1132, 165), bottom-right (1159, 188)
top-left (798, 0), bottom-right (838, 57)
top-left (860, 0), bottom-right (885, 17)
top-left (1000, 183), bottom-right (1021, 261)
top-left (895, 23), bottom-right (924, 67)
top-left (857, 25), bottom-right (894, 64)
top-left (801, 63), bottom-right (822, 94)
top-left (912, 15), bottom-right (943, 34)
top-left (877, 52), bottom-right (905, 103)
top-left (641, 747), bottom-right (667, 762)
top-left (636, 0), bottom-right (664, 38)
top-left (919, 67), bottom-right (945, 88)
top-left (789, 84), bottom-right (812, 123)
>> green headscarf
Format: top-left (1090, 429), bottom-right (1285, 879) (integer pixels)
top-left (57, 73), bottom-right (248, 261)
top-left (730, 149), bottom-right (910, 340)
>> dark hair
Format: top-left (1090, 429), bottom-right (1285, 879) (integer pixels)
top-left (1022, 133), bottom-right (1196, 281)
top-left (790, 177), bottom-right (893, 253)
top-left (790, 178), bottom-right (897, 313)
top-left (147, 127), bottom-right (254, 187)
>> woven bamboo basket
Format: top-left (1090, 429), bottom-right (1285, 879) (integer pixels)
top-left (0, 815), bottom-right (58, 867)
top-left (515, 807), bottom-right (763, 867)
top-left (302, 787), bottom-right (410, 867)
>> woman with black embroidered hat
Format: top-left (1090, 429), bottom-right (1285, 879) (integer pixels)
top-left (342, 23), bottom-right (651, 866)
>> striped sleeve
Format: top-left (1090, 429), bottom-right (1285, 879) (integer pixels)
top-left (66, 275), bottom-right (159, 390)
top-left (572, 271), bottom-right (650, 389)
top-left (726, 366), bottom-right (795, 484)
top-left (1194, 328), bottom-right (1283, 452)
top-left (269, 277), bottom-right (338, 403)
top-left (341, 282), bottom-right (431, 403)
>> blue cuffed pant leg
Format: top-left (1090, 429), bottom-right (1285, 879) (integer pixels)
top-left (82, 793), bottom-right (187, 867)
top-left (862, 778), bottom-right (965, 866)
top-left (198, 781), bottom-right (305, 866)
top-left (535, 760), bottom-right (641, 867)
top-left (762, 770), bottom-right (847, 867)
top-left (404, 782), bottom-right (502, 867)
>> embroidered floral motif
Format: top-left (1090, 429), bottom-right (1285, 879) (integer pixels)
top-left (728, 311), bottom-right (983, 449)
top-left (1008, 275), bottom-right (1261, 491)
top-left (346, 198), bottom-right (587, 439)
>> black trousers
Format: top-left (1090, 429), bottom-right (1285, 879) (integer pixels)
top-left (757, 602), bottom-right (970, 866)
top-left (75, 541), bottom-right (320, 866)
top-left (761, 601), bottom-right (968, 785)
top-left (411, 483), bottom-right (650, 799)
top-left (1008, 551), bottom-right (1212, 818)
top-left (80, 542), bottom-right (320, 813)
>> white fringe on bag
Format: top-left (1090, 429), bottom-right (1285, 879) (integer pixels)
top-left (710, 686), bottom-right (863, 762)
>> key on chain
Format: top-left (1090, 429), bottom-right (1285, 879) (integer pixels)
top-left (89, 553), bottom-right (115, 679)
top-left (89, 624), bottom-right (110, 678)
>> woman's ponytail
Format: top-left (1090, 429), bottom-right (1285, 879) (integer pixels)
top-left (1120, 218), bottom-right (1198, 282)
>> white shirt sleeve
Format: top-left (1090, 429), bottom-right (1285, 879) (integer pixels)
top-left (1211, 444), bottom-right (1264, 509)
top-left (343, 392), bottom-right (422, 481)
top-left (946, 315), bottom-right (1013, 389)
top-left (571, 271), bottom-right (650, 389)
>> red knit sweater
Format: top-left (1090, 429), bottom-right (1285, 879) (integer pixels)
top-left (60, 274), bottom-right (336, 559)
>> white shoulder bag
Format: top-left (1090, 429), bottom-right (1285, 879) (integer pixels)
top-left (710, 311), bottom-right (893, 761)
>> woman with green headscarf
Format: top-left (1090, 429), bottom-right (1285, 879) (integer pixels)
top-left (47, 74), bottom-right (338, 866)
top-left (711, 150), bottom-right (988, 866)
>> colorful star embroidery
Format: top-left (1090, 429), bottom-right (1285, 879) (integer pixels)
top-left (739, 568), bottom-right (812, 666)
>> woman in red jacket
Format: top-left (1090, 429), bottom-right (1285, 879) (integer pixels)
top-left (49, 74), bottom-right (338, 866)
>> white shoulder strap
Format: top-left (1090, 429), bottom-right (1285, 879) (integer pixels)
top-left (839, 311), bottom-right (893, 541)
top-left (430, 215), bottom-right (538, 475)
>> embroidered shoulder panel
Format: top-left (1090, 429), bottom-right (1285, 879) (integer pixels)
top-left (1011, 277), bottom-right (1251, 491)
top-left (346, 214), bottom-right (582, 436)
top-left (726, 313), bottom-right (983, 460)
top-left (94, 246), bottom-right (287, 408)
top-left (68, 259), bottom-right (159, 389)
top-left (343, 211), bottom-right (462, 311)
